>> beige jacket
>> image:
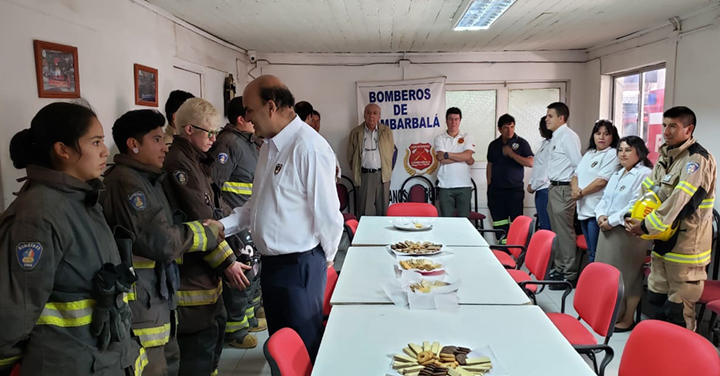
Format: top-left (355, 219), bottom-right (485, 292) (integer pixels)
top-left (640, 137), bottom-right (716, 266)
top-left (347, 122), bottom-right (394, 185)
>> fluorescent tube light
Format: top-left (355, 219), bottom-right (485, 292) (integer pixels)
top-left (454, 0), bottom-right (516, 31)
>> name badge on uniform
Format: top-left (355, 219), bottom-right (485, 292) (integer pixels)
top-left (662, 174), bottom-right (673, 183)
top-left (16, 242), bottom-right (42, 270)
top-left (274, 164), bottom-right (283, 175)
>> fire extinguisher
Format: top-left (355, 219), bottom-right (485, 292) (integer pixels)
top-left (224, 74), bottom-right (236, 116)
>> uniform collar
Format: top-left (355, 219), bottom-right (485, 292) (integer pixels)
top-left (24, 165), bottom-right (102, 206)
top-left (111, 154), bottom-right (165, 183)
top-left (269, 115), bottom-right (303, 152)
top-left (170, 136), bottom-right (215, 166)
top-left (221, 123), bottom-right (255, 144)
top-left (499, 133), bottom-right (519, 144)
top-left (662, 137), bottom-right (695, 159)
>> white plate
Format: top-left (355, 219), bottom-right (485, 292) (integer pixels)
top-left (387, 244), bottom-right (443, 257)
top-left (391, 218), bottom-right (433, 231)
top-left (396, 257), bottom-right (445, 275)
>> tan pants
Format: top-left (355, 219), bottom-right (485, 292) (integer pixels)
top-left (357, 171), bottom-right (390, 217)
top-left (547, 185), bottom-right (579, 280)
top-left (648, 255), bottom-right (707, 331)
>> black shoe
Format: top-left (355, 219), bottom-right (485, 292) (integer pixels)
top-left (548, 270), bottom-right (564, 281)
top-left (614, 323), bottom-right (636, 333)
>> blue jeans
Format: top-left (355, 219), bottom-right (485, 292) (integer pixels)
top-left (580, 218), bottom-right (600, 263)
top-left (534, 188), bottom-right (551, 231)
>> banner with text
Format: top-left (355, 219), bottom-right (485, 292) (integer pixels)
top-left (356, 77), bottom-right (446, 204)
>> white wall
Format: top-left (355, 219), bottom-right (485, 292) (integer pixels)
top-left (0, 0), bottom-right (249, 209)
top-left (254, 51), bottom-right (590, 217)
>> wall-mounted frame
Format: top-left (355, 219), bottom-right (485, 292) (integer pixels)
top-left (33, 40), bottom-right (80, 98)
top-left (134, 63), bottom-right (158, 107)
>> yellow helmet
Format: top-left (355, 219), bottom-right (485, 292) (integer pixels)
top-left (630, 190), bottom-right (677, 241)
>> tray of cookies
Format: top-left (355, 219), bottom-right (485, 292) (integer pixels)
top-left (388, 241), bottom-right (443, 256)
top-left (390, 341), bottom-right (498, 376)
top-left (397, 257), bottom-right (445, 275)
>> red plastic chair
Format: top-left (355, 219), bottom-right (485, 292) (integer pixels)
top-left (10, 365), bottom-right (19, 376)
top-left (344, 219), bottom-right (359, 236)
top-left (597, 319), bottom-right (720, 376)
top-left (263, 328), bottom-right (312, 376)
top-left (576, 234), bottom-right (588, 251)
top-left (387, 203), bottom-right (438, 217)
top-left (546, 262), bottom-right (623, 374)
top-left (506, 230), bottom-right (556, 303)
top-left (479, 215), bottom-right (533, 269)
top-left (408, 184), bottom-right (429, 203)
top-left (323, 267), bottom-right (339, 324)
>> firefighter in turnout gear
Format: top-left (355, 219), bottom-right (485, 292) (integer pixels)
top-left (101, 110), bottom-right (225, 375)
top-left (626, 106), bottom-right (717, 331)
top-left (162, 98), bottom-right (251, 376)
top-left (0, 103), bottom-right (145, 376)
top-left (209, 97), bottom-right (266, 348)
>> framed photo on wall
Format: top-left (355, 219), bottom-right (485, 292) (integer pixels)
top-left (134, 63), bottom-right (158, 107)
top-left (33, 40), bottom-right (80, 98)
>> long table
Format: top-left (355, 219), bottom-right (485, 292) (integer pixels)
top-left (331, 246), bottom-right (531, 306)
top-left (313, 305), bottom-right (595, 376)
top-left (351, 216), bottom-right (489, 247)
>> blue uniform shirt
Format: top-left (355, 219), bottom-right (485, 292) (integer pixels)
top-left (487, 134), bottom-right (533, 189)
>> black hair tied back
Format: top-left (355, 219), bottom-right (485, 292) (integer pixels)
top-left (9, 128), bottom-right (35, 169)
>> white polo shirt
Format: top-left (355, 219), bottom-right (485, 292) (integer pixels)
top-left (220, 115), bottom-right (344, 261)
top-left (529, 138), bottom-right (552, 191)
top-left (548, 124), bottom-right (582, 182)
top-left (434, 132), bottom-right (475, 189)
top-left (595, 163), bottom-right (653, 227)
top-left (575, 147), bottom-right (620, 220)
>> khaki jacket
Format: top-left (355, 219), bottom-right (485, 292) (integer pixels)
top-left (640, 137), bottom-right (717, 266)
top-left (347, 122), bottom-right (394, 185)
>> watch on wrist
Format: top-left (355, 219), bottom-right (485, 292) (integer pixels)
top-left (443, 152), bottom-right (449, 159)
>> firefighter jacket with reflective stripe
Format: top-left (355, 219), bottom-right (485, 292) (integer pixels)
top-left (162, 136), bottom-right (237, 333)
top-left (0, 166), bottom-right (141, 376)
top-left (100, 154), bottom-right (220, 348)
top-left (640, 137), bottom-right (717, 265)
top-left (209, 125), bottom-right (259, 208)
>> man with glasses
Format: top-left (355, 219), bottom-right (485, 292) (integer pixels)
top-left (347, 103), bottom-right (395, 216)
top-left (162, 98), bottom-right (249, 376)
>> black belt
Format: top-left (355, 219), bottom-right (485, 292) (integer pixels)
top-left (261, 245), bottom-right (322, 265)
top-left (550, 181), bottom-right (570, 186)
top-left (361, 168), bottom-right (381, 173)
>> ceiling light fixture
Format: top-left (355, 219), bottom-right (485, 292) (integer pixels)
top-left (453, 0), bottom-right (517, 31)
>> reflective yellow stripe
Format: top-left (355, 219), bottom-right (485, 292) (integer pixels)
top-left (211, 370), bottom-right (219, 376)
top-left (175, 257), bottom-right (183, 265)
top-left (133, 259), bottom-right (156, 269)
top-left (185, 221), bottom-right (207, 252)
top-left (128, 283), bottom-right (137, 301)
top-left (652, 249), bottom-right (712, 264)
top-left (675, 181), bottom-right (698, 196)
top-left (225, 316), bottom-right (250, 333)
top-left (203, 241), bottom-right (233, 268)
top-left (177, 282), bottom-right (223, 307)
top-left (642, 178), bottom-right (654, 189)
top-left (133, 323), bottom-right (171, 347)
top-left (222, 182), bottom-right (253, 195)
top-left (493, 219), bottom-right (509, 226)
top-left (245, 306), bottom-right (255, 319)
top-left (0, 355), bottom-right (22, 367)
top-left (134, 347), bottom-right (149, 376)
top-left (647, 211), bottom-right (668, 231)
top-left (37, 299), bottom-right (95, 327)
top-left (252, 296), bottom-right (261, 303)
top-left (700, 198), bottom-right (715, 209)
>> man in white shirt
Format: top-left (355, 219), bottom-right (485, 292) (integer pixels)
top-left (215, 75), bottom-right (343, 361)
top-left (544, 102), bottom-right (583, 288)
top-left (434, 107), bottom-right (476, 217)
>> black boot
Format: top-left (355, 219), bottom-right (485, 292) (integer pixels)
top-left (663, 301), bottom-right (686, 328)
top-left (647, 291), bottom-right (668, 321)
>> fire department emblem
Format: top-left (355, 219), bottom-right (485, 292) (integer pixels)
top-left (458, 138), bottom-right (465, 144)
top-left (174, 170), bottom-right (188, 185)
top-left (403, 143), bottom-right (438, 176)
top-left (274, 164), bottom-right (283, 175)
top-left (512, 143), bottom-right (519, 150)
top-left (218, 153), bottom-right (229, 164)
top-left (16, 242), bottom-right (42, 270)
top-left (128, 191), bottom-right (147, 211)
top-left (620, 185), bottom-right (626, 191)
top-left (686, 161), bottom-right (700, 174)
top-left (591, 161), bottom-right (598, 168)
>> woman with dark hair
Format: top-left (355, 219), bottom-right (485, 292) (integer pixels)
top-left (595, 136), bottom-right (653, 331)
top-left (0, 102), bottom-right (143, 375)
top-left (571, 120), bottom-right (621, 262)
top-left (527, 116), bottom-right (553, 230)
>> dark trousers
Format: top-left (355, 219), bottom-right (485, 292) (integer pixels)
top-left (437, 187), bottom-right (472, 218)
top-left (487, 186), bottom-right (524, 240)
top-left (177, 298), bottom-right (226, 376)
top-left (261, 246), bottom-right (327, 362)
top-left (357, 171), bottom-right (390, 217)
top-left (534, 188), bottom-right (551, 231)
top-left (580, 218), bottom-right (600, 263)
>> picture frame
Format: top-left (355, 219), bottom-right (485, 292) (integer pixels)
top-left (33, 40), bottom-right (80, 98)
top-left (134, 63), bottom-right (158, 107)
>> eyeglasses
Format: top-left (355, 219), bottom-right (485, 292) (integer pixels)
top-left (190, 124), bottom-right (220, 138)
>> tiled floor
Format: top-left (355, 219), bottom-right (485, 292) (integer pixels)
top-left (220, 287), bottom-right (637, 376)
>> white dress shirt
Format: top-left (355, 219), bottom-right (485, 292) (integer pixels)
top-left (595, 163), bottom-right (653, 227)
top-left (221, 116), bottom-right (344, 261)
top-left (529, 138), bottom-right (551, 191)
top-left (361, 126), bottom-right (382, 169)
top-left (434, 132), bottom-right (475, 189)
top-left (575, 147), bottom-right (620, 220)
top-left (548, 124), bottom-right (582, 182)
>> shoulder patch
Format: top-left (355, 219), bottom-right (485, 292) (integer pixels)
top-left (688, 143), bottom-right (709, 159)
top-left (128, 191), bottom-right (147, 211)
top-left (686, 161), bottom-right (700, 175)
top-left (16, 242), bottom-right (42, 269)
top-left (217, 152), bottom-right (229, 164)
top-left (174, 170), bottom-right (188, 185)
